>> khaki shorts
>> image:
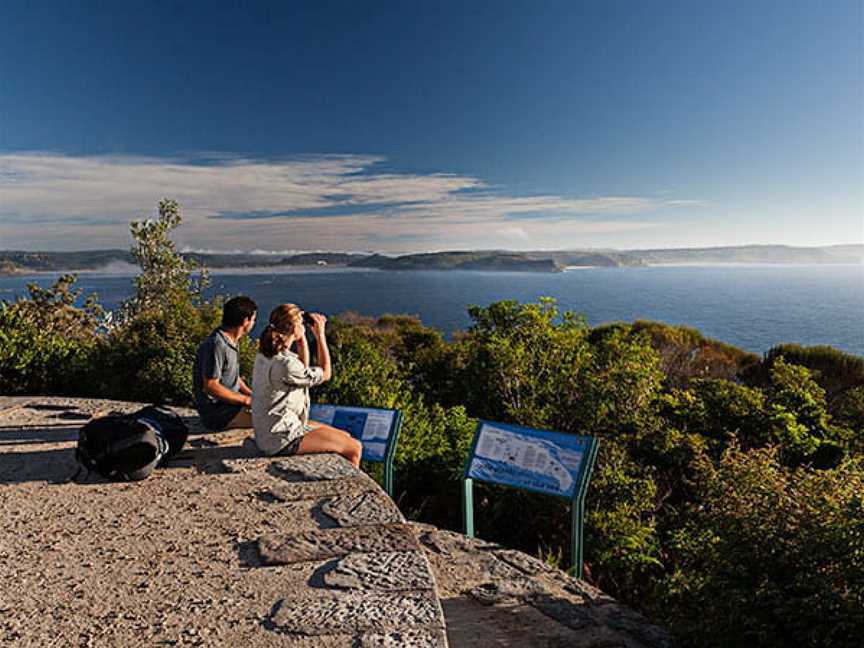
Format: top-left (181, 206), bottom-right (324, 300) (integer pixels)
top-left (278, 422), bottom-right (322, 456)
top-left (278, 436), bottom-right (304, 456)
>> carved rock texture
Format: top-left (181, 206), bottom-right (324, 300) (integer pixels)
top-left (270, 454), bottom-right (363, 482)
top-left (323, 551), bottom-right (434, 591)
top-left (259, 524), bottom-right (419, 564)
top-left (359, 628), bottom-right (448, 647)
top-left (271, 592), bottom-right (443, 635)
top-left (322, 491), bottom-right (405, 527)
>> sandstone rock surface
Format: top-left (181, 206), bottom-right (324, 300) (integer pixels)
top-left (0, 397), bottom-right (673, 647)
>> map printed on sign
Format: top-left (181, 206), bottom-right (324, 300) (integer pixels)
top-left (466, 421), bottom-right (589, 498)
top-left (308, 404), bottom-right (396, 461)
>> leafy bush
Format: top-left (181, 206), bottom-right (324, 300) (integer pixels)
top-left (593, 319), bottom-right (759, 387)
top-left (0, 275), bottom-right (100, 395)
top-left (316, 325), bottom-right (412, 410)
top-left (449, 299), bottom-right (665, 436)
top-left (585, 439), bottom-right (661, 594)
top-left (658, 444), bottom-right (864, 648)
top-left (762, 344), bottom-right (864, 411)
top-left (92, 297), bottom-right (222, 404)
top-left (764, 357), bottom-right (854, 465)
top-left (834, 386), bottom-right (864, 446)
top-left (125, 198), bottom-right (210, 316)
top-left (664, 379), bottom-right (778, 451)
top-left (392, 400), bottom-right (476, 526)
top-left (661, 359), bottom-right (855, 468)
top-left (452, 298), bottom-right (591, 427)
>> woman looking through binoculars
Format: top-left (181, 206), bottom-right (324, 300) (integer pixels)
top-left (251, 303), bottom-right (362, 467)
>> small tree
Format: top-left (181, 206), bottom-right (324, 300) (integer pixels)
top-left (126, 198), bottom-right (209, 315)
top-left (96, 199), bottom-right (221, 404)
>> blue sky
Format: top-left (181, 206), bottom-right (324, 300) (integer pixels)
top-left (1, 0), bottom-right (861, 252)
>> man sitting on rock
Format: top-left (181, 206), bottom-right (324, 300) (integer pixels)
top-left (193, 295), bottom-right (257, 431)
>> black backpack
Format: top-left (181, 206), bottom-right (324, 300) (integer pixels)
top-left (76, 405), bottom-right (189, 481)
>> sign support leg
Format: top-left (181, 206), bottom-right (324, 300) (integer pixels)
top-left (463, 478), bottom-right (474, 537)
top-left (383, 457), bottom-right (394, 497)
top-left (571, 500), bottom-right (583, 579)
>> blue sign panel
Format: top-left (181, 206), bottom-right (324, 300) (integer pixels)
top-left (309, 404), bottom-right (396, 462)
top-left (465, 420), bottom-right (592, 499)
top-left (332, 410), bottom-right (368, 439)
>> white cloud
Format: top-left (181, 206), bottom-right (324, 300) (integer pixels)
top-left (0, 152), bottom-right (691, 251)
top-left (500, 226), bottom-right (532, 242)
top-left (666, 200), bottom-right (708, 207)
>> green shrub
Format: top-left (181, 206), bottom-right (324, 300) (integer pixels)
top-left (392, 400), bottom-right (476, 526)
top-left (663, 379), bottom-right (777, 449)
top-left (834, 386), bottom-right (864, 446)
top-left (317, 317), bottom-right (477, 522)
top-left (592, 320), bottom-right (759, 387)
top-left (92, 297), bottom-right (222, 404)
top-left (658, 444), bottom-right (864, 648)
top-left (126, 198), bottom-right (210, 316)
top-left (316, 330), bottom-right (411, 410)
top-left (454, 298), bottom-right (665, 434)
top-left (764, 357), bottom-right (851, 465)
top-left (763, 344), bottom-right (864, 409)
top-left (585, 439), bottom-right (662, 593)
top-left (0, 275), bottom-right (100, 395)
top-left (660, 360), bottom-right (855, 468)
top-left (454, 298), bottom-right (591, 427)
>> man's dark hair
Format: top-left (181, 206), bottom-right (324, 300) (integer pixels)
top-left (222, 296), bottom-right (257, 328)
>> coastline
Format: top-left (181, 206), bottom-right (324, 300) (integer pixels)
top-left (0, 264), bottom-right (383, 278)
top-left (644, 261), bottom-right (864, 268)
top-left (3, 260), bottom-right (864, 279)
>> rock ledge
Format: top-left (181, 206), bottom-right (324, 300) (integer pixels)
top-left (0, 397), bottom-right (673, 647)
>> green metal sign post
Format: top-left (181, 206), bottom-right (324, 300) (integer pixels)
top-left (381, 410), bottom-right (402, 496)
top-left (462, 420), bottom-right (599, 578)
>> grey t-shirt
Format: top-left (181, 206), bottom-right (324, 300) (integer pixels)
top-left (193, 329), bottom-right (240, 421)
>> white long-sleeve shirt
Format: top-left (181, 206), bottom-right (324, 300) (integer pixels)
top-left (251, 350), bottom-right (325, 455)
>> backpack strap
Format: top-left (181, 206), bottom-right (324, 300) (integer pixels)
top-left (136, 417), bottom-right (170, 461)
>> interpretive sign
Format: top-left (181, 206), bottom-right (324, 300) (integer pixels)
top-left (462, 420), bottom-right (599, 577)
top-left (309, 404), bottom-right (402, 495)
top-left (466, 421), bottom-right (592, 498)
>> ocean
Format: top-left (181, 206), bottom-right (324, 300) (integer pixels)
top-left (2, 264), bottom-right (862, 356)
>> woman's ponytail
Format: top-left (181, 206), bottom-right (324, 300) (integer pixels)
top-left (258, 304), bottom-right (303, 358)
top-left (258, 324), bottom-right (280, 358)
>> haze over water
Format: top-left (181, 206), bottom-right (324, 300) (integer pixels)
top-left (3, 265), bottom-right (862, 356)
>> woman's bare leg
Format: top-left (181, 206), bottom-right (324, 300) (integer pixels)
top-left (297, 422), bottom-right (363, 467)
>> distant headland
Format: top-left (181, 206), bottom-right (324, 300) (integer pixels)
top-left (0, 244), bottom-right (861, 276)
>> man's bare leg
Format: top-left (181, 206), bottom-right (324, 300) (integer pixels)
top-left (224, 408), bottom-right (252, 429)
